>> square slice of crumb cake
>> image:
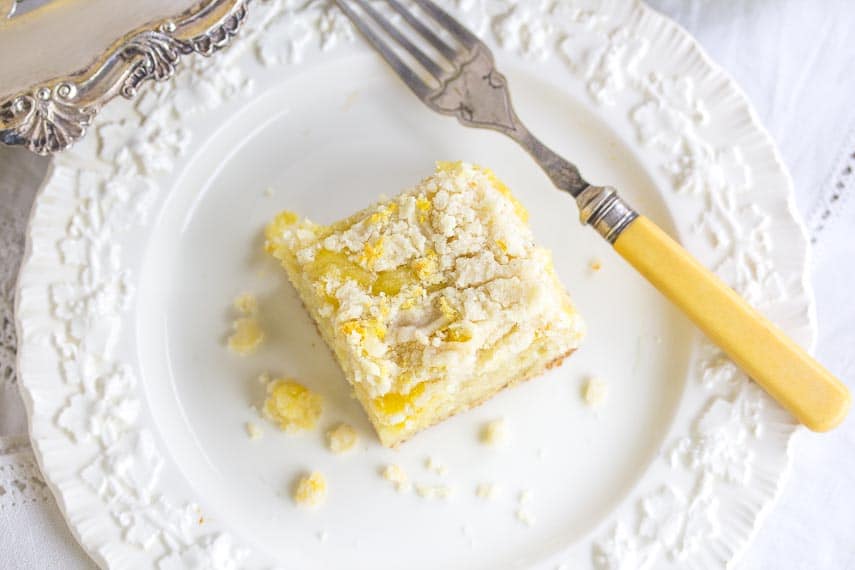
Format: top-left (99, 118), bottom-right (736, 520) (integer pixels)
top-left (265, 162), bottom-right (584, 447)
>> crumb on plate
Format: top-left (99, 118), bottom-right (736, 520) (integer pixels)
top-left (425, 456), bottom-right (448, 476)
top-left (382, 464), bottom-right (411, 493)
top-left (327, 423), bottom-right (358, 454)
top-left (263, 379), bottom-right (323, 432)
top-left (516, 508), bottom-right (536, 526)
top-left (227, 293), bottom-right (264, 355)
top-left (227, 317), bottom-right (264, 355)
top-left (480, 419), bottom-right (506, 446)
top-left (476, 483), bottom-right (499, 500)
top-left (589, 259), bottom-right (602, 272)
top-left (245, 421), bottom-right (263, 440)
top-left (234, 293), bottom-right (259, 315)
top-left (293, 471), bottom-right (327, 508)
top-left (414, 483), bottom-right (453, 500)
top-left (582, 377), bottom-right (608, 407)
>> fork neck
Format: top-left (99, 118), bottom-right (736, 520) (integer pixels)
top-left (507, 126), bottom-right (589, 198)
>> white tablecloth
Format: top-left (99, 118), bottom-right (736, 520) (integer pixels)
top-left (2, 1), bottom-right (854, 568)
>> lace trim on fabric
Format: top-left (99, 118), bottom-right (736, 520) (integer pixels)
top-left (0, 149), bottom-right (46, 392)
top-left (0, 445), bottom-right (50, 509)
top-left (0, 216), bottom-right (22, 390)
top-left (0, 291), bottom-right (14, 390)
top-left (808, 123), bottom-right (855, 244)
top-left (0, 435), bottom-right (29, 455)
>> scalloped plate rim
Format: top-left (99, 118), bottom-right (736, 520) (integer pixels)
top-left (14, 1), bottom-right (814, 569)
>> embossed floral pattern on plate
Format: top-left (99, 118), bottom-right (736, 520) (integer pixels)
top-left (15, 1), bottom-right (811, 569)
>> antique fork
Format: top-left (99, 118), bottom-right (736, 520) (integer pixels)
top-left (334, 0), bottom-right (850, 431)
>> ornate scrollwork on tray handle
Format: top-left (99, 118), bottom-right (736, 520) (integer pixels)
top-left (0, 0), bottom-right (249, 156)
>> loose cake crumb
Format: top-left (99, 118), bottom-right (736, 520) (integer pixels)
top-left (516, 489), bottom-right (535, 526)
top-left (234, 293), bottom-right (259, 315)
top-left (227, 294), bottom-right (264, 355)
top-left (480, 419), bottom-right (506, 446)
top-left (263, 379), bottom-right (323, 432)
top-left (227, 317), bottom-right (264, 355)
top-left (589, 259), bottom-right (603, 272)
top-left (327, 423), bottom-right (358, 454)
top-left (245, 421), bottom-right (263, 440)
top-left (516, 508), bottom-right (536, 526)
top-left (293, 472), bottom-right (327, 508)
top-left (476, 482), bottom-right (499, 500)
top-left (582, 377), bottom-right (608, 407)
top-left (382, 464), bottom-right (411, 492)
top-left (414, 483), bottom-right (453, 500)
top-left (425, 456), bottom-right (448, 476)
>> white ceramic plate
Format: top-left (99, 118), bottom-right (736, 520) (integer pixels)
top-left (16, 1), bottom-right (813, 568)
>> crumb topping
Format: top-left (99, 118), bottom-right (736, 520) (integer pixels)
top-left (265, 162), bottom-right (584, 408)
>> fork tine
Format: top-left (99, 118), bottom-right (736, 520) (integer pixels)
top-left (335, 0), bottom-right (433, 99)
top-left (410, 0), bottom-right (482, 50)
top-left (351, 0), bottom-right (447, 81)
top-left (385, 0), bottom-right (458, 62)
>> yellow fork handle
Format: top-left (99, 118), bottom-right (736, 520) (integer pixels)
top-left (613, 215), bottom-right (850, 431)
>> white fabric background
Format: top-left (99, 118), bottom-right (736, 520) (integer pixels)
top-left (1, 1), bottom-right (854, 568)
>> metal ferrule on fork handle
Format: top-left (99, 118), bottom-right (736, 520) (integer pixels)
top-left (576, 185), bottom-right (639, 243)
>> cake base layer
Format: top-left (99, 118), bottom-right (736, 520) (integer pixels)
top-left (369, 348), bottom-right (575, 447)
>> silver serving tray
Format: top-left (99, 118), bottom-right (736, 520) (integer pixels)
top-left (0, 0), bottom-right (250, 155)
